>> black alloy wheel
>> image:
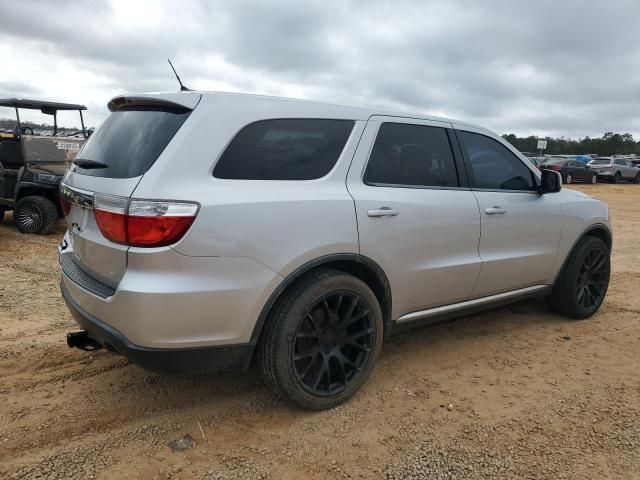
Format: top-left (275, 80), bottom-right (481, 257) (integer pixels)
top-left (16, 201), bottom-right (44, 232)
top-left (14, 196), bottom-right (58, 234)
top-left (292, 292), bottom-right (374, 396)
top-left (258, 269), bottom-right (383, 410)
top-left (576, 248), bottom-right (609, 310)
top-left (549, 236), bottom-right (610, 319)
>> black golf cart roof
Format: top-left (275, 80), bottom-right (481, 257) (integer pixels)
top-left (0, 98), bottom-right (87, 111)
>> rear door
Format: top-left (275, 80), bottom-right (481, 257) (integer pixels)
top-left (455, 126), bottom-right (563, 296)
top-left (61, 94), bottom-right (198, 288)
top-left (347, 117), bottom-right (481, 318)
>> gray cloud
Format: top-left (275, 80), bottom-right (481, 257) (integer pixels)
top-left (1, 0), bottom-right (639, 137)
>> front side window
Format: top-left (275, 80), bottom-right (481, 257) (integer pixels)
top-left (364, 123), bottom-right (458, 187)
top-left (459, 131), bottom-right (535, 191)
top-left (213, 119), bottom-right (354, 180)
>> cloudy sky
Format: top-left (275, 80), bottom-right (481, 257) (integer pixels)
top-left (1, 0), bottom-right (639, 138)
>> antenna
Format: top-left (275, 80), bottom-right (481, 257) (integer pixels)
top-left (168, 59), bottom-right (191, 92)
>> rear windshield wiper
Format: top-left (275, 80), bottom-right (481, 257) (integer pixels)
top-left (73, 159), bottom-right (108, 169)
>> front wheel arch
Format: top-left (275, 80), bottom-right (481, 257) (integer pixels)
top-left (553, 224), bottom-right (612, 285)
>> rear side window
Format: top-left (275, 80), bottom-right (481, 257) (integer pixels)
top-left (213, 119), bottom-right (354, 180)
top-left (364, 123), bottom-right (459, 187)
top-left (74, 107), bottom-right (191, 178)
top-left (459, 131), bottom-right (535, 191)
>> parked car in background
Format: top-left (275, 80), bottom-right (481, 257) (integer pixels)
top-left (541, 157), bottom-right (598, 184)
top-left (525, 156), bottom-right (547, 167)
top-left (588, 157), bottom-right (640, 183)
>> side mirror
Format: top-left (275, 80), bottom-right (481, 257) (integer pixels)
top-left (540, 169), bottom-right (562, 194)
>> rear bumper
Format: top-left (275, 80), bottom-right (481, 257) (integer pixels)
top-left (61, 281), bottom-right (254, 374)
top-left (58, 230), bottom-right (282, 349)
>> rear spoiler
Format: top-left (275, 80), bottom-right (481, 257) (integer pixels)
top-left (107, 93), bottom-right (201, 112)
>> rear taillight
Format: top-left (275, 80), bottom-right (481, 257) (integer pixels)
top-left (60, 196), bottom-right (71, 216)
top-left (93, 194), bottom-right (198, 248)
top-left (601, 166), bottom-right (613, 171)
top-left (548, 165), bottom-right (561, 171)
top-left (127, 200), bottom-right (198, 247)
top-left (94, 194), bottom-right (128, 244)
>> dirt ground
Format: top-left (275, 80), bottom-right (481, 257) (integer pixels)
top-left (0, 183), bottom-right (639, 480)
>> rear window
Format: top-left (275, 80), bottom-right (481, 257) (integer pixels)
top-left (591, 159), bottom-right (610, 165)
top-left (73, 107), bottom-right (191, 178)
top-left (213, 119), bottom-right (354, 180)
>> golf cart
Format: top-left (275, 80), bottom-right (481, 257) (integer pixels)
top-left (0, 98), bottom-right (87, 234)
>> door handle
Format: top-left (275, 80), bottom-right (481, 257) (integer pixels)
top-left (367, 207), bottom-right (399, 217)
top-left (484, 206), bottom-right (507, 215)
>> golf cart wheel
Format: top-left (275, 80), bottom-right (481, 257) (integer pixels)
top-left (14, 196), bottom-right (58, 234)
top-left (258, 269), bottom-right (383, 410)
top-left (549, 236), bottom-right (610, 319)
top-left (591, 174), bottom-right (598, 184)
top-left (565, 174), bottom-right (572, 184)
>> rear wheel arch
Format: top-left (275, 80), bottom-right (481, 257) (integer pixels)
top-left (251, 254), bottom-right (392, 346)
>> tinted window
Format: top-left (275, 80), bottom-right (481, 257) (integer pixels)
top-left (74, 107), bottom-right (191, 178)
top-left (614, 159), bottom-right (625, 165)
top-left (545, 158), bottom-right (569, 166)
top-left (592, 159), bottom-right (610, 165)
top-left (364, 123), bottom-right (458, 187)
top-left (460, 131), bottom-right (535, 191)
top-left (213, 119), bottom-right (354, 180)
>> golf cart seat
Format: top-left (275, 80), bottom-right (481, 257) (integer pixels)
top-left (0, 140), bottom-right (24, 172)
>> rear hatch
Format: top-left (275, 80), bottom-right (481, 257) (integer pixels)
top-left (61, 93), bottom-right (200, 288)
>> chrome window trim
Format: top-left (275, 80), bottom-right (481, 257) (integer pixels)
top-left (60, 183), bottom-right (94, 209)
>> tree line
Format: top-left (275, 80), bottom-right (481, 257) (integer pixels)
top-left (0, 118), bottom-right (81, 132)
top-left (502, 132), bottom-right (640, 156)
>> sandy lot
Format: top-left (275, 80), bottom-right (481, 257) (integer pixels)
top-left (0, 183), bottom-right (638, 480)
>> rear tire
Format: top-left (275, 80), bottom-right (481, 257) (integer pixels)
top-left (634, 173), bottom-right (640, 184)
top-left (565, 174), bottom-right (572, 184)
top-left (613, 172), bottom-right (621, 184)
top-left (0, 208), bottom-right (4, 222)
top-left (258, 269), bottom-right (384, 410)
top-left (591, 174), bottom-right (598, 184)
top-left (549, 236), bottom-right (610, 319)
top-left (14, 196), bottom-right (58, 234)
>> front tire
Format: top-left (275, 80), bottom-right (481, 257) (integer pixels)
top-left (258, 269), bottom-right (384, 410)
top-left (634, 173), bottom-right (640, 184)
top-left (613, 172), bottom-right (621, 184)
top-left (14, 196), bottom-right (58, 234)
top-left (549, 236), bottom-right (610, 319)
top-left (0, 208), bottom-right (5, 222)
top-left (591, 174), bottom-right (598, 184)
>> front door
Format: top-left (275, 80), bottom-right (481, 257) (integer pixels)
top-left (347, 117), bottom-right (482, 319)
top-left (455, 127), bottom-right (563, 296)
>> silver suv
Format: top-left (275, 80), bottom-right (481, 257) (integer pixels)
top-left (59, 92), bottom-right (611, 409)
top-left (588, 157), bottom-right (640, 183)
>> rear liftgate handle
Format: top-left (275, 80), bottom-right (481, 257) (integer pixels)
top-left (367, 207), bottom-right (399, 218)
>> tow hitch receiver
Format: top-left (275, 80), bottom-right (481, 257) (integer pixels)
top-left (67, 331), bottom-right (102, 351)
